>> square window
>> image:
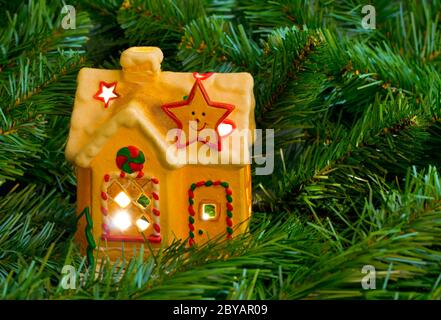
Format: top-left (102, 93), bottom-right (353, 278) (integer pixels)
top-left (114, 191), bottom-right (131, 208)
top-left (136, 215), bottom-right (151, 231)
top-left (201, 202), bottom-right (219, 221)
top-left (137, 194), bottom-right (151, 208)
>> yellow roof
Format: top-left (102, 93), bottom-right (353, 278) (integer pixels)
top-left (65, 47), bottom-right (255, 169)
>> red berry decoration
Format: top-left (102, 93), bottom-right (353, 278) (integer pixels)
top-left (115, 146), bottom-right (145, 173)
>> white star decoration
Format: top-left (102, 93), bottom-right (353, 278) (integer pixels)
top-left (93, 81), bottom-right (119, 108)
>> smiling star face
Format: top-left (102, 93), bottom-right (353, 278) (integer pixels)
top-left (161, 79), bottom-right (234, 151)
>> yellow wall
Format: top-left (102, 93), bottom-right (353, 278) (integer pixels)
top-left (83, 126), bottom-right (251, 260)
top-left (171, 165), bottom-right (251, 244)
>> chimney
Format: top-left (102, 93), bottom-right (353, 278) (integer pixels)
top-left (120, 47), bottom-right (163, 82)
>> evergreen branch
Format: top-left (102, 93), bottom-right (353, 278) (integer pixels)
top-left (117, 0), bottom-right (211, 68)
top-left (257, 93), bottom-right (437, 213)
top-left (0, 184), bottom-right (75, 282)
top-left (178, 16), bottom-right (261, 72)
top-left (0, 0), bottom-right (91, 65)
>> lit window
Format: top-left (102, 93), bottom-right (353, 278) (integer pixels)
top-left (136, 216), bottom-right (150, 231)
top-left (114, 191), bottom-right (131, 208)
top-left (112, 210), bottom-right (132, 231)
top-left (201, 203), bottom-right (218, 221)
top-left (218, 119), bottom-right (236, 137)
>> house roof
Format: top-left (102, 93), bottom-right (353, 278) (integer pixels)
top-left (65, 47), bottom-right (255, 169)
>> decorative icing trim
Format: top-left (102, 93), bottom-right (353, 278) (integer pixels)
top-left (83, 207), bottom-right (96, 265)
top-left (187, 180), bottom-right (233, 246)
top-left (192, 72), bottom-right (214, 80)
top-left (93, 81), bottom-right (119, 108)
top-left (100, 171), bottom-right (161, 244)
top-left (161, 76), bottom-right (235, 151)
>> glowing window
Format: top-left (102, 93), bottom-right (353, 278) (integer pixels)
top-left (112, 210), bottom-right (132, 231)
top-left (136, 216), bottom-right (150, 231)
top-left (199, 201), bottom-right (220, 221)
top-left (114, 191), bottom-right (131, 208)
top-left (104, 176), bottom-right (157, 237)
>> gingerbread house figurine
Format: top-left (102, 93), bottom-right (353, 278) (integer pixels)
top-left (65, 47), bottom-right (255, 261)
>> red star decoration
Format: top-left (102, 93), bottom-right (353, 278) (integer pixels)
top-left (93, 81), bottom-right (119, 108)
top-left (161, 74), bottom-right (234, 151)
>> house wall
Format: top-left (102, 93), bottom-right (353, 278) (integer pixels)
top-left (169, 164), bottom-right (252, 245)
top-left (89, 126), bottom-right (169, 260)
top-left (86, 126), bottom-right (251, 259)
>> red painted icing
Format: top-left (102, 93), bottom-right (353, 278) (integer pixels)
top-left (151, 177), bottom-right (159, 184)
top-left (226, 217), bottom-right (233, 227)
top-left (152, 208), bottom-right (160, 216)
top-left (227, 203), bottom-right (233, 211)
top-left (116, 155), bottom-right (127, 169)
top-left (196, 181), bottom-right (206, 187)
top-left (192, 72), bottom-right (214, 80)
top-left (102, 235), bottom-right (144, 243)
top-left (136, 171), bottom-right (144, 178)
top-left (188, 189), bottom-right (194, 198)
top-left (153, 223), bottom-right (160, 233)
top-left (148, 235), bottom-right (162, 244)
top-left (101, 206), bottom-right (108, 215)
top-left (120, 171), bottom-right (126, 178)
top-left (189, 238), bottom-right (195, 246)
top-left (218, 118), bottom-right (237, 138)
top-left (161, 78), bottom-right (234, 151)
top-left (189, 205), bottom-right (195, 216)
top-left (129, 162), bottom-right (143, 172)
top-left (93, 81), bottom-right (119, 108)
top-left (127, 145), bottom-right (139, 158)
top-left (104, 174), bottom-right (110, 182)
top-left (101, 192), bottom-right (108, 200)
top-left (102, 223), bottom-right (110, 234)
top-left (189, 223), bottom-right (195, 231)
top-left (152, 192), bottom-right (159, 200)
top-left (226, 188), bottom-right (233, 195)
top-left (213, 180), bottom-right (221, 186)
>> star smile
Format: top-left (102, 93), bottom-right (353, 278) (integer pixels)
top-left (196, 123), bottom-right (207, 132)
top-left (190, 122), bottom-right (207, 132)
top-left (161, 78), bottom-right (235, 151)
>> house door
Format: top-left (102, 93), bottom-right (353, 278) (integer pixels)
top-left (187, 180), bottom-right (234, 245)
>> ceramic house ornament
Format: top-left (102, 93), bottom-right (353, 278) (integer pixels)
top-left (65, 47), bottom-right (255, 261)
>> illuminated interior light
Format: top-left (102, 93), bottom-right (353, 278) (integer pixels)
top-left (136, 216), bottom-right (150, 231)
top-left (112, 210), bottom-right (132, 231)
top-left (202, 204), bottom-right (217, 220)
top-left (114, 191), bottom-right (131, 208)
top-left (217, 120), bottom-right (235, 137)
